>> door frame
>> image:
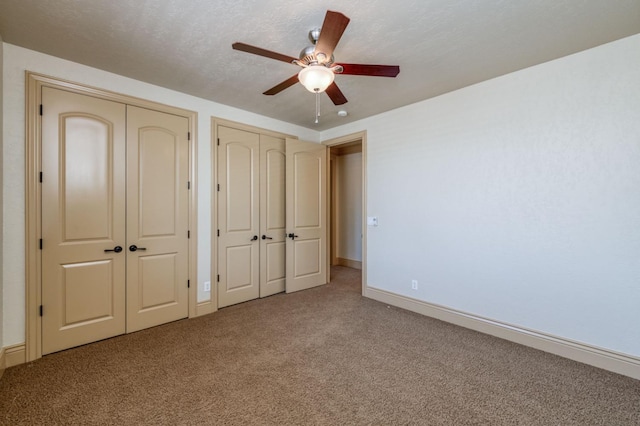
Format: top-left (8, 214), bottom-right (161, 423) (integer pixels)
top-left (322, 131), bottom-right (367, 294)
top-left (25, 72), bottom-right (199, 361)
top-left (329, 141), bottom-right (363, 269)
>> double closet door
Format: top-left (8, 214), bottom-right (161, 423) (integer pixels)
top-left (217, 125), bottom-right (328, 308)
top-left (217, 126), bottom-right (287, 307)
top-left (41, 87), bottom-right (190, 355)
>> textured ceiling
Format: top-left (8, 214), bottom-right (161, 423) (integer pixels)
top-left (1, 0), bottom-right (639, 130)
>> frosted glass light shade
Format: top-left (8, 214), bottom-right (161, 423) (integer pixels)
top-left (298, 65), bottom-right (335, 93)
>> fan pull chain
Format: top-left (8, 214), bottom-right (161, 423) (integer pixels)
top-left (315, 90), bottom-right (320, 124)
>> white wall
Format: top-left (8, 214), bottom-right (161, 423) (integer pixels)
top-left (336, 153), bottom-right (362, 262)
top-left (1, 43), bottom-right (320, 347)
top-left (322, 34), bottom-right (640, 357)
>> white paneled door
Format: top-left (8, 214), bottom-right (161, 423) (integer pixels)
top-left (41, 88), bottom-right (189, 354)
top-left (217, 129), bottom-right (327, 306)
top-left (217, 127), bottom-right (289, 307)
top-left (217, 126), bottom-right (261, 308)
top-left (285, 138), bottom-right (327, 293)
top-left (41, 88), bottom-right (127, 354)
top-left (125, 106), bottom-right (190, 333)
top-left (259, 134), bottom-right (287, 298)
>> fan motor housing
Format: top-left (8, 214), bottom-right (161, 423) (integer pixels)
top-left (299, 45), bottom-right (316, 64)
top-left (299, 45), bottom-right (334, 66)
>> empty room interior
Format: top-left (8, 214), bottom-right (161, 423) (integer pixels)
top-left (1, 1), bottom-right (640, 424)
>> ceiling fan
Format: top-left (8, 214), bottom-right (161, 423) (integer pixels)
top-left (232, 10), bottom-right (400, 107)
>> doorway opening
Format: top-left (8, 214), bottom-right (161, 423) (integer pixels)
top-left (324, 132), bottom-right (366, 292)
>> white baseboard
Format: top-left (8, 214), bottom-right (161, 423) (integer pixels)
top-left (5, 344), bottom-right (27, 368)
top-left (364, 286), bottom-right (640, 380)
top-left (0, 343), bottom-right (27, 378)
top-left (336, 257), bottom-right (362, 270)
top-left (196, 300), bottom-right (216, 317)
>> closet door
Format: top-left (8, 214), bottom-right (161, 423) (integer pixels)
top-left (285, 138), bottom-right (327, 293)
top-left (259, 135), bottom-right (286, 297)
top-left (217, 126), bottom-right (260, 307)
top-left (41, 87), bottom-right (127, 355)
top-left (126, 106), bottom-right (190, 332)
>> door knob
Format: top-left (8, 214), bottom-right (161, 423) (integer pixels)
top-left (104, 246), bottom-right (123, 253)
top-left (129, 245), bottom-right (147, 252)
top-left (261, 235), bottom-right (272, 240)
top-left (288, 233), bottom-right (299, 240)
top-left (250, 235), bottom-right (258, 241)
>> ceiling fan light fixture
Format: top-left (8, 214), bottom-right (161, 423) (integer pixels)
top-left (298, 65), bottom-right (334, 93)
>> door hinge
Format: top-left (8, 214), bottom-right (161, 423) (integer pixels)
top-left (188, 230), bottom-right (190, 239)
top-left (39, 305), bottom-right (43, 316)
top-left (187, 279), bottom-right (190, 288)
top-left (39, 171), bottom-right (43, 183)
top-left (217, 138), bottom-right (220, 146)
top-left (217, 229), bottom-right (220, 237)
top-left (39, 238), bottom-right (43, 250)
top-left (39, 104), bottom-right (43, 116)
top-left (188, 131), bottom-right (191, 141)
top-left (217, 183), bottom-right (220, 192)
top-left (187, 181), bottom-right (191, 190)
top-left (217, 274), bottom-right (220, 282)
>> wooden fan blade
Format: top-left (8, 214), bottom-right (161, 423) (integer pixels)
top-left (232, 42), bottom-right (297, 64)
top-left (325, 82), bottom-right (348, 105)
top-left (263, 74), bottom-right (300, 95)
top-left (314, 11), bottom-right (350, 60)
top-left (339, 64), bottom-right (400, 77)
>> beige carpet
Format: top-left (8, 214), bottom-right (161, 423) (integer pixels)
top-left (1, 266), bottom-right (639, 425)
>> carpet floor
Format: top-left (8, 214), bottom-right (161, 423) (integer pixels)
top-left (1, 266), bottom-right (639, 425)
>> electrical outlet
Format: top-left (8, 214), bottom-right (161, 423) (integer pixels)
top-left (204, 281), bottom-right (211, 292)
top-left (411, 280), bottom-right (418, 290)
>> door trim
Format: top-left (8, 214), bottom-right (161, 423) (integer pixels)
top-left (322, 131), bottom-right (367, 295)
top-left (25, 72), bottom-right (199, 361)
top-left (329, 142), bottom-right (363, 270)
